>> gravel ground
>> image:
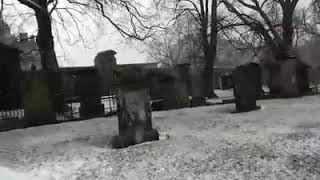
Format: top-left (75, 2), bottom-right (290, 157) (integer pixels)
top-left (0, 95), bottom-right (320, 180)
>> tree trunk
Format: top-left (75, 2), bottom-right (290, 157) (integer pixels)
top-left (35, 1), bottom-right (59, 71)
top-left (203, 48), bottom-right (217, 98)
top-left (282, 10), bottom-right (294, 51)
top-left (34, 1), bottom-right (63, 114)
top-left (202, 0), bottom-right (218, 98)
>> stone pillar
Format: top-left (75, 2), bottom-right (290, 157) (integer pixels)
top-left (94, 50), bottom-right (117, 96)
top-left (74, 68), bottom-right (104, 118)
top-left (233, 64), bottom-right (261, 112)
top-left (112, 66), bottom-right (159, 148)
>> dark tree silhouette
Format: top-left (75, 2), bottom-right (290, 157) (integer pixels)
top-left (14, 0), bottom-right (163, 71)
top-left (222, 0), bottom-right (300, 59)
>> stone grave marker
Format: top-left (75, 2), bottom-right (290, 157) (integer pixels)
top-left (112, 66), bottom-right (159, 148)
top-left (233, 63), bottom-right (261, 112)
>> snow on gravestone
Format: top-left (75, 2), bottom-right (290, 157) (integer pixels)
top-left (112, 66), bottom-right (159, 148)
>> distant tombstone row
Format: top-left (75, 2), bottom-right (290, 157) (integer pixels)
top-left (232, 63), bottom-right (262, 113)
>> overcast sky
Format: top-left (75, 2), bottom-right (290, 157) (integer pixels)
top-left (62, 0), bottom-right (312, 67)
top-left (5, 0), bottom-right (313, 67)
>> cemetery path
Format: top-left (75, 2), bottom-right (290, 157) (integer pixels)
top-left (0, 95), bottom-right (320, 179)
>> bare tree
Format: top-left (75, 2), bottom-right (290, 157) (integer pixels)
top-left (165, 0), bottom-right (219, 98)
top-left (147, 14), bottom-right (203, 68)
top-left (16, 0), bottom-right (59, 71)
top-left (8, 0), bottom-right (163, 71)
top-left (221, 0), bottom-right (300, 59)
top-left (300, 0), bottom-right (320, 37)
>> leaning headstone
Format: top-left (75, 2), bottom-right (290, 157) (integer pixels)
top-left (233, 64), bottom-right (261, 112)
top-left (112, 66), bottom-right (159, 148)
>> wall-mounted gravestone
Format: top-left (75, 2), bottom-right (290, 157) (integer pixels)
top-left (74, 68), bottom-right (104, 118)
top-left (233, 63), bottom-right (261, 112)
top-left (23, 70), bottom-right (56, 126)
top-left (112, 66), bottom-right (159, 148)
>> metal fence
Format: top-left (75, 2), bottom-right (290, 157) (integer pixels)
top-left (0, 95), bottom-right (118, 124)
top-left (59, 95), bottom-right (118, 121)
top-left (0, 109), bottom-right (24, 121)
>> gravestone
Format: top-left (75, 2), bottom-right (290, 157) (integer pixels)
top-left (248, 63), bottom-right (264, 98)
top-left (233, 63), bottom-right (261, 112)
top-left (190, 70), bottom-right (206, 107)
top-left (74, 68), bottom-right (104, 118)
top-left (219, 74), bottom-right (233, 90)
top-left (112, 66), bottom-right (159, 148)
top-left (145, 66), bottom-right (191, 110)
top-left (23, 70), bottom-right (56, 126)
top-left (173, 64), bottom-right (192, 108)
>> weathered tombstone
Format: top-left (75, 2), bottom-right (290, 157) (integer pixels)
top-left (23, 69), bottom-right (56, 126)
top-left (278, 59), bottom-right (300, 97)
top-left (159, 74), bottom-right (178, 110)
top-left (146, 66), bottom-right (191, 110)
top-left (248, 63), bottom-right (264, 98)
top-left (219, 74), bottom-right (233, 90)
top-left (297, 62), bottom-right (310, 94)
top-left (190, 70), bottom-right (206, 107)
top-left (112, 66), bottom-right (159, 148)
top-left (173, 63), bottom-right (192, 108)
top-left (233, 63), bottom-right (261, 112)
top-left (74, 68), bottom-right (105, 118)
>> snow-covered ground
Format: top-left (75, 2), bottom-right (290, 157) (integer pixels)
top-left (1, 95), bottom-right (320, 180)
